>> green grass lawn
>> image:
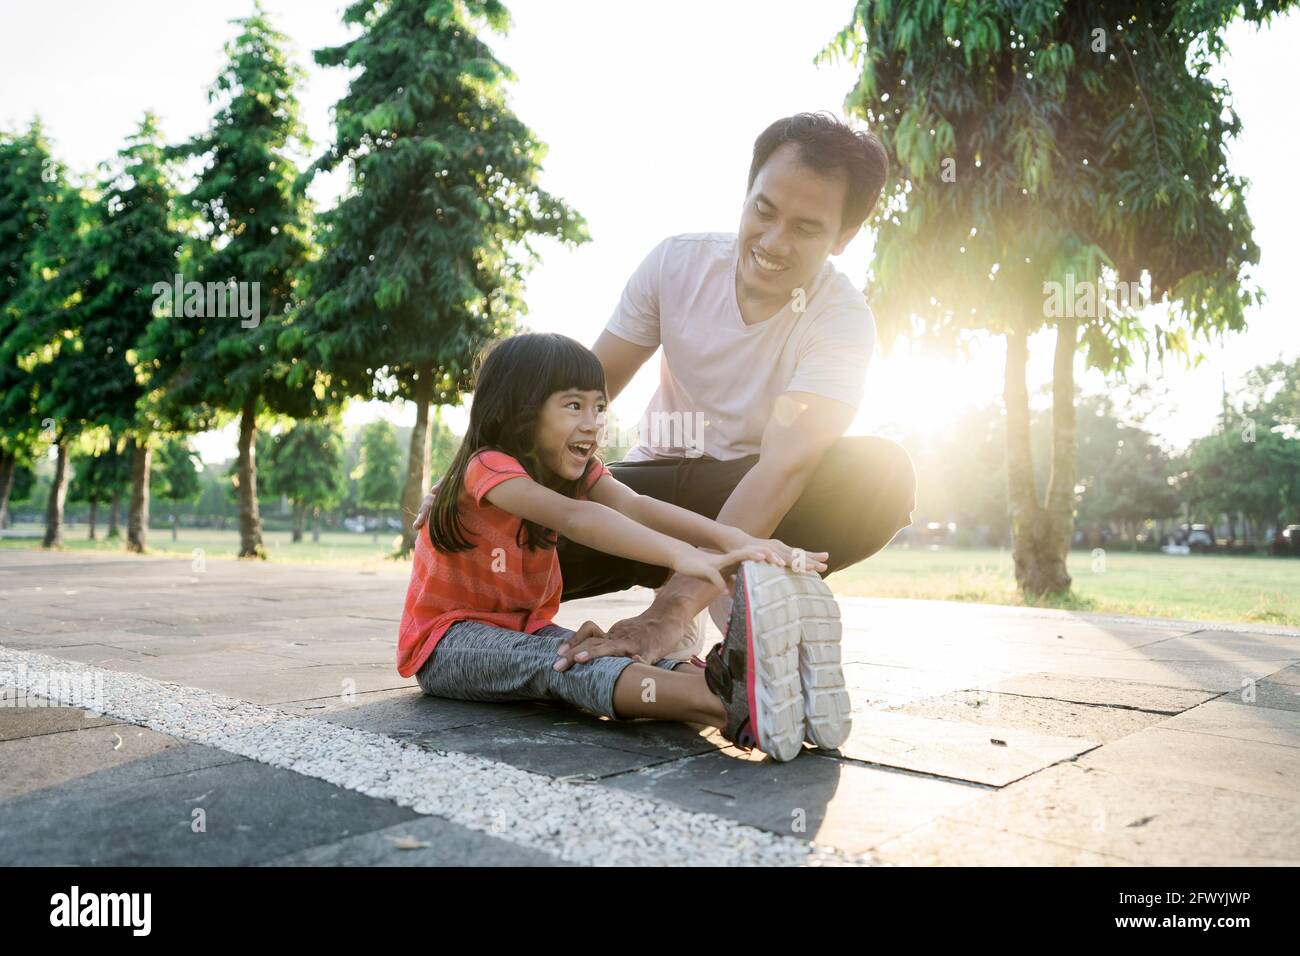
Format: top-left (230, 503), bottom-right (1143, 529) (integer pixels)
top-left (827, 545), bottom-right (1300, 627)
top-left (0, 522), bottom-right (411, 573)
top-left (4, 523), bottom-right (1298, 626)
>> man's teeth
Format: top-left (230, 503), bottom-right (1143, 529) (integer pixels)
top-left (753, 249), bottom-right (785, 272)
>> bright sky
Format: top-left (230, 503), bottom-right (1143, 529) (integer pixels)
top-left (4, 1), bottom-right (1297, 462)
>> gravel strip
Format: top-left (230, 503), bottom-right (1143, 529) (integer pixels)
top-left (0, 645), bottom-right (879, 867)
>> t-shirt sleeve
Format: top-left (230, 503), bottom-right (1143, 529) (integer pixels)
top-left (463, 450), bottom-right (531, 506)
top-left (785, 303), bottom-right (876, 410)
top-left (577, 455), bottom-right (612, 499)
top-left (604, 237), bottom-right (669, 348)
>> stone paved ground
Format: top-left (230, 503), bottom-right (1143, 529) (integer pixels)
top-left (1, 549), bottom-right (1297, 865)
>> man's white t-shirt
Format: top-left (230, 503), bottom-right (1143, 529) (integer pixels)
top-left (606, 232), bottom-right (875, 463)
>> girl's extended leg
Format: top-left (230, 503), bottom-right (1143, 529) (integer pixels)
top-left (610, 662), bottom-right (725, 725)
top-left (417, 620), bottom-right (723, 726)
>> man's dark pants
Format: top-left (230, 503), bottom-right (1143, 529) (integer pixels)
top-left (558, 436), bottom-right (918, 601)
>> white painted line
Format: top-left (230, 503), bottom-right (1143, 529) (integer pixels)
top-left (0, 645), bottom-right (879, 867)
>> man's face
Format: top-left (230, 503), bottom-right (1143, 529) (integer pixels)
top-left (736, 142), bottom-right (860, 305)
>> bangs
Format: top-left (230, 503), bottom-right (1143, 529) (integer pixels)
top-left (535, 334), bottom-right (606, 398)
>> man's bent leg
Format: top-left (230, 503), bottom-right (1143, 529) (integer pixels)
top-left (771, 436), bottom-right (917, 575)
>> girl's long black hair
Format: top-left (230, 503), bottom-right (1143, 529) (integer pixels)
top-left (427, 332), bottom-right (607, 553)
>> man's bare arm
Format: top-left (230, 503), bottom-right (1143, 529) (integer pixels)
top-left (591, 330), bottom-right (656, 402)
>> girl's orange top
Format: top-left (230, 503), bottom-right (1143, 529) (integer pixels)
top-left (396, 449), bottom-right (610, 678)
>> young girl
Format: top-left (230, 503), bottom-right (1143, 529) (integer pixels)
top-left (398, 332), bottom-right (833, 761)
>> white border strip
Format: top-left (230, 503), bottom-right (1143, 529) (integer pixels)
top-left (0, 645), bottom-right (877, 868)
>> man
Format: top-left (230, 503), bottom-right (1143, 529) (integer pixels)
top-left (419, 111), bottom-right (917, 679)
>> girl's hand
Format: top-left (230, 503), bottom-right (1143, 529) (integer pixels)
top-left (715, 530), bottom-right (829, 574)
top-left (670, 546), bottom-right (772, 593)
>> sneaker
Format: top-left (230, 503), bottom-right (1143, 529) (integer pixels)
top-left (703, 560), bottom-right (805, 761)
top-left (788, 567), bottom-right (851, 750)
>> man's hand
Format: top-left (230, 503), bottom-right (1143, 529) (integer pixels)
top-left (553, 618), bottom-right (649, 672)
top-left (411, 489), bottom-right (436, 531)
top-left (713, 527), bottom-right (829, 574)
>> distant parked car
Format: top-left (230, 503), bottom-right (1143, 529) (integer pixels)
top-left (1185, 525), bottom-right (1215, 553)
top-left (1273, 525), bottom-right (1300, 557)
top-left (343, 516), bottom-right (367, 533)
top-left (916, 521), bottom-right (955, 548)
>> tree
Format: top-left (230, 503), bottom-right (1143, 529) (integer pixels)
top-left (67, 114), bottom-right (186, 553)
top-left (353, 420), bottom-right (403, 530)
top-left (69, 441), bottom-right (132, 540)
top-left (1074, 391), bottom-right (1180, 545)
top-left (264, 417), bottom-right (347, 542)
top-left (0, 124), bottom-right (58, 530)
top-left (297, 0), bottom-right (588, 555)
top-left (152, 437), bottom-right (203, 541)
top-left (0, 125), bottom-right (94, 549)
top-left (823, 1), bottom-right (1280, 595)
top-left (143, 4), bottom-right (317, 559)
top-left (1183, 360), bottom-right (1300, 546)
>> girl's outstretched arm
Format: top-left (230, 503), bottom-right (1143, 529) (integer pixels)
top-left (587, 473), bottom-right (828, 573)
top-left (483, 474), bottom-right (766, 593)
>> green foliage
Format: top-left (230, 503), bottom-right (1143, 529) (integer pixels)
top-left (0, 122), bottom-right (94, 449)
top-left (60, 115), bottom-right (184, 439)
top-left (1073, 391), bottom-right (1181, 529)
top-left (1182, 359), bottom-right (1300, 529)
top-left (153, 437), bottom-right (203, 504)
top-left (353, 419), bottom-right (403, 511)
top-left (68, 442), bottom-right (132, 505)
top-left (820, 0), bottom-right (1280, 368)
top-left (263, 416), bottom-right (347, 510)
top-left (297, 0), bottom-right (590, 406)
top-left (139, 4), bottom-right (317, 422)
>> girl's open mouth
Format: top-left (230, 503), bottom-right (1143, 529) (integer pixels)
top-left (566, 440), bottom-right (595, 461)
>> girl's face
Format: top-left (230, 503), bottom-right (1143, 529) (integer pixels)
top-left (534, 388), bottom-right (607, 485)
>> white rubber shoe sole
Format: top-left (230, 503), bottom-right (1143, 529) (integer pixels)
top-left (740, 560), bottom-right (850, 750)
top-left (732, 561), bottom-right (805, 762)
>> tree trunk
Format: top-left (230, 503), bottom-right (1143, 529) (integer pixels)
top-left (0, 449), bottom-right (15, 531)
top-left (43, 440), bottom-right (70, 548)
top-left (398, 362), bottom-right (436, 556)
top-left (88, 499), bottom-right (98, 540)
top-left (236, 394), bottom-right (266, 559)
top-left (171, 510), bottom-right (179, 542)
top-left (311, 507), bottom-right (321, 543)
top-left (1003, 324), bottom-right (1072, 597)
top-left (127, 439), bottom-right (151, 554)
top-left (107, 490), bottom-right (121, 538)
top-left (291, 503), bottom-right (304, 543)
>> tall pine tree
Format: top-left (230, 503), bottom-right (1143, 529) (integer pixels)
top-left (298, 0), bottom-right (588, 554)
top-left (143, 4), bottom-right (317, 558)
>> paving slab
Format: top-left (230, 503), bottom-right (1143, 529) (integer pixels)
top-left (259, 814), bottom-right (564, 866)
top-left (279, 688), bottom-right (551, 736)
top-left (939, 762), bottom-right (1300, 866)
top-left (406, 716), bottom-right (687, 778)
top-left (1159, 698), bottom-right (1300, 747)
top-left (1219, 680), bottom-right (1300, 714)
top-left (834, 709), bottom-right (1101, 786)
top-left (1076, 724), bottom-right (1300, 800)
top-left (0, 742), bottom-right (420, 866)
top-left (890, 690), bottom-right (1166, 743)
top-left (990, 672), bottom-right (1218, 713)
top-left (0, 722), bottom-right (181, 799)
top-left (873, 816), bottom-right (1133, 866)
top-left (1264, 663), bottom-right (1300, 687)
top-left (605, 750), bottom-right (989, 854)
top-left (0, 702), bottom-right (122, 741)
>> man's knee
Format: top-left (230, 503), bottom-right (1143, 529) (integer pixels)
top-left (826, 435), bottom-right (917, 519)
